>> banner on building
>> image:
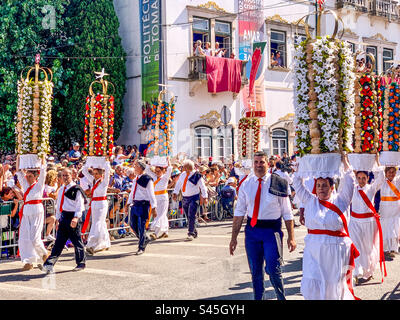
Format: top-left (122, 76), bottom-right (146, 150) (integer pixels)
top-left (140, 0), bottom-right (161, 103)
top-left (238, 0), bottom-right (266, 121)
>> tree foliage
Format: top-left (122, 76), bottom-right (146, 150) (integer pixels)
top-left (0, 0), bottom-right (126, 154)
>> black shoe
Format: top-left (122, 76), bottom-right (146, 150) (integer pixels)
top-left (73, 265), bottom-right (85, 272)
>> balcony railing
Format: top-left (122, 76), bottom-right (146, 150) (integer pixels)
top-left (337, 0), bottom-right (400, 21)
top-left (187, 56), bottom-right (248, 87)
top-left (337, 0), bottom-right (368, 12)
top-left (370, 0), bottom-right (399, 20)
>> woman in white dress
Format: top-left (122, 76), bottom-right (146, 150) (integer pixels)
top-left (145, 157), bottom-right (172, 239)
top-left (379, 166), bottom-right (400, 257)
top-left (16, 156), bottom-right (49, 271)
top-left (82, 161), bottom-right (111, 254)
top-left (293, 155), bottom-right (360, 300)
top-left (349, 159), bottom-right (386, 285)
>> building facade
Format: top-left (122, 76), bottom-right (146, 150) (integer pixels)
top-left (114, 0), bottom-right (400, 159)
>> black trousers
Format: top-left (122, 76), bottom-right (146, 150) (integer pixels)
top-left (130, 201), bottom-right (150, 251)
top-left (44, 211), bottom-right (86, 268)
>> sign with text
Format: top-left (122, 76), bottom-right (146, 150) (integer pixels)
top-left (140, 0), bottom-right (161, 103)
top-left (238, 0), bottom-right (266, 121)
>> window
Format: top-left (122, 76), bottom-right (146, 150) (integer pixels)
top-left (216, 126), bottom-right (233, 161)
top-left (270, 30), bottom-right (286, 68)
top-left (366, 45), bottom-right (378, 73)
top-left (192, 17), bottom-right (232, 58)
top-left (383, 48), bottom-right (394, 72)
top-left (193, 17), bottom-right (210, 54)
top-left (271, 129), bottom-right (288, 156)
top-left (215, 21), bottom-right (232, 57)
top-left (194, 126), bottom-right (212, 158)
top-left (347, 41), bottom-right (356, 54)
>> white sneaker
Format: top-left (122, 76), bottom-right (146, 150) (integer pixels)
top-left (46, 235), bottom-right (56, 241)
top-left (186, 235), bottom-right (194, 241)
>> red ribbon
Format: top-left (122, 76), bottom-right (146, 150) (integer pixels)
top-left (316, 199), bottom-right (361, 300)
top-left (237, 175), bottom-right (248, 193)
top-left (81, 179), bottom-right (106, 234)
top-left (355, 189), bottom-right (387, 282)
top-left (312, 179), bottom-right (317, 195)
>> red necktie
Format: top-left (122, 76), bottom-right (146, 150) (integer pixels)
top-left (59, 186), bottom-right (66, 212)
top-left (250, 178), bottom-right (263, 227)
top-left (132, 179), bottom-right (139, 200)
top-left (182, 173), bottom-right (189, 192)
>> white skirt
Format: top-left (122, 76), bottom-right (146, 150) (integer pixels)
top-left (150, 198), bottom-right (169, 237)
top-left (301, 234), bottom-right (355, 300)
top-left (18, 204), bottom-right (48, 265)
top-left (348, 217), bottom-right (380, 279)
top-left (86, 201), bottom-right (111, 252)
top-left (380, 206), bottom-right (400, 252)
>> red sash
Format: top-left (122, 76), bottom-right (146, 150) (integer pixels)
top-left (354, 189), bottom-right (387, 282)
top-left (82, 179), bottom-right (106, 233)
top-left (19, 182), bottom-right (41, 222)
top-left (309, 199), bottom-right (360, 300)
top-left (237, 175), bottom-right (248, 193)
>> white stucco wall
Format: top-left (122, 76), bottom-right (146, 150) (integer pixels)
top-left (114, 0), bottom-right (400, 157)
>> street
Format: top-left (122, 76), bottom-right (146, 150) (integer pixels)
top-left (0, 218), bottom-right (399, 300)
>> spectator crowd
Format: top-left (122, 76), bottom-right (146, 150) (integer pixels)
top-left (0, 142), bottom-right (298, 258)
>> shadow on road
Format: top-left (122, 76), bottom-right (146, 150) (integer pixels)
top-left (381, 281), bottom-right (400, 300)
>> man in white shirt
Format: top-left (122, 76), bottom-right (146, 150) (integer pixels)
top-left (229, 151), bottom-right (296, 300)
top-left (126, 160), bottom-right (157, 255)
top-left (40, 168), bottom-right (86, 274)
top-left (172, 160), bottom-right (208, 241)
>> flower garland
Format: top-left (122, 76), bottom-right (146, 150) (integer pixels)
top-left (15, 78), bottom-right (53, 158)
top-left (384, 82), bottom-right (400, 151)
top-left (147, 99), bottom-right (175, 157)
top-left (293, 37), bottom-right (311, 156)
top-left (238, 117), bottom-right (260, 159)
top-left (293, 36), bottom-right (355, 156)
top-left (83, 93), bottom-right (115, 158)
top-left (354, 74), bottom-right (379, 153)
top-left (376, 78), bottom-right (385, 151)
top-left (108, 96), bottom-right (115, 157)
top-left (337, 41), bottom-right (356, 152)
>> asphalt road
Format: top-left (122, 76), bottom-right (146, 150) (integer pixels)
top-left (0, 217), bottom-right (399, 300)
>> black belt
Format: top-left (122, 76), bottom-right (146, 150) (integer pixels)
top-left (132, 200), bottom-right (150, 206)
top-left (246, 218), bottom-right (282, 230)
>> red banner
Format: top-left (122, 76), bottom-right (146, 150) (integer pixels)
top-left (248, 47), bottom-right (262, 97)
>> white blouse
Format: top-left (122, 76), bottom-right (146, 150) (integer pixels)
top-left (145, 165), bottom-right (172, 200)
top-left (351, 167), bottom-right (385, 215)
top-left (293, 170), bottom-right (355, 241)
